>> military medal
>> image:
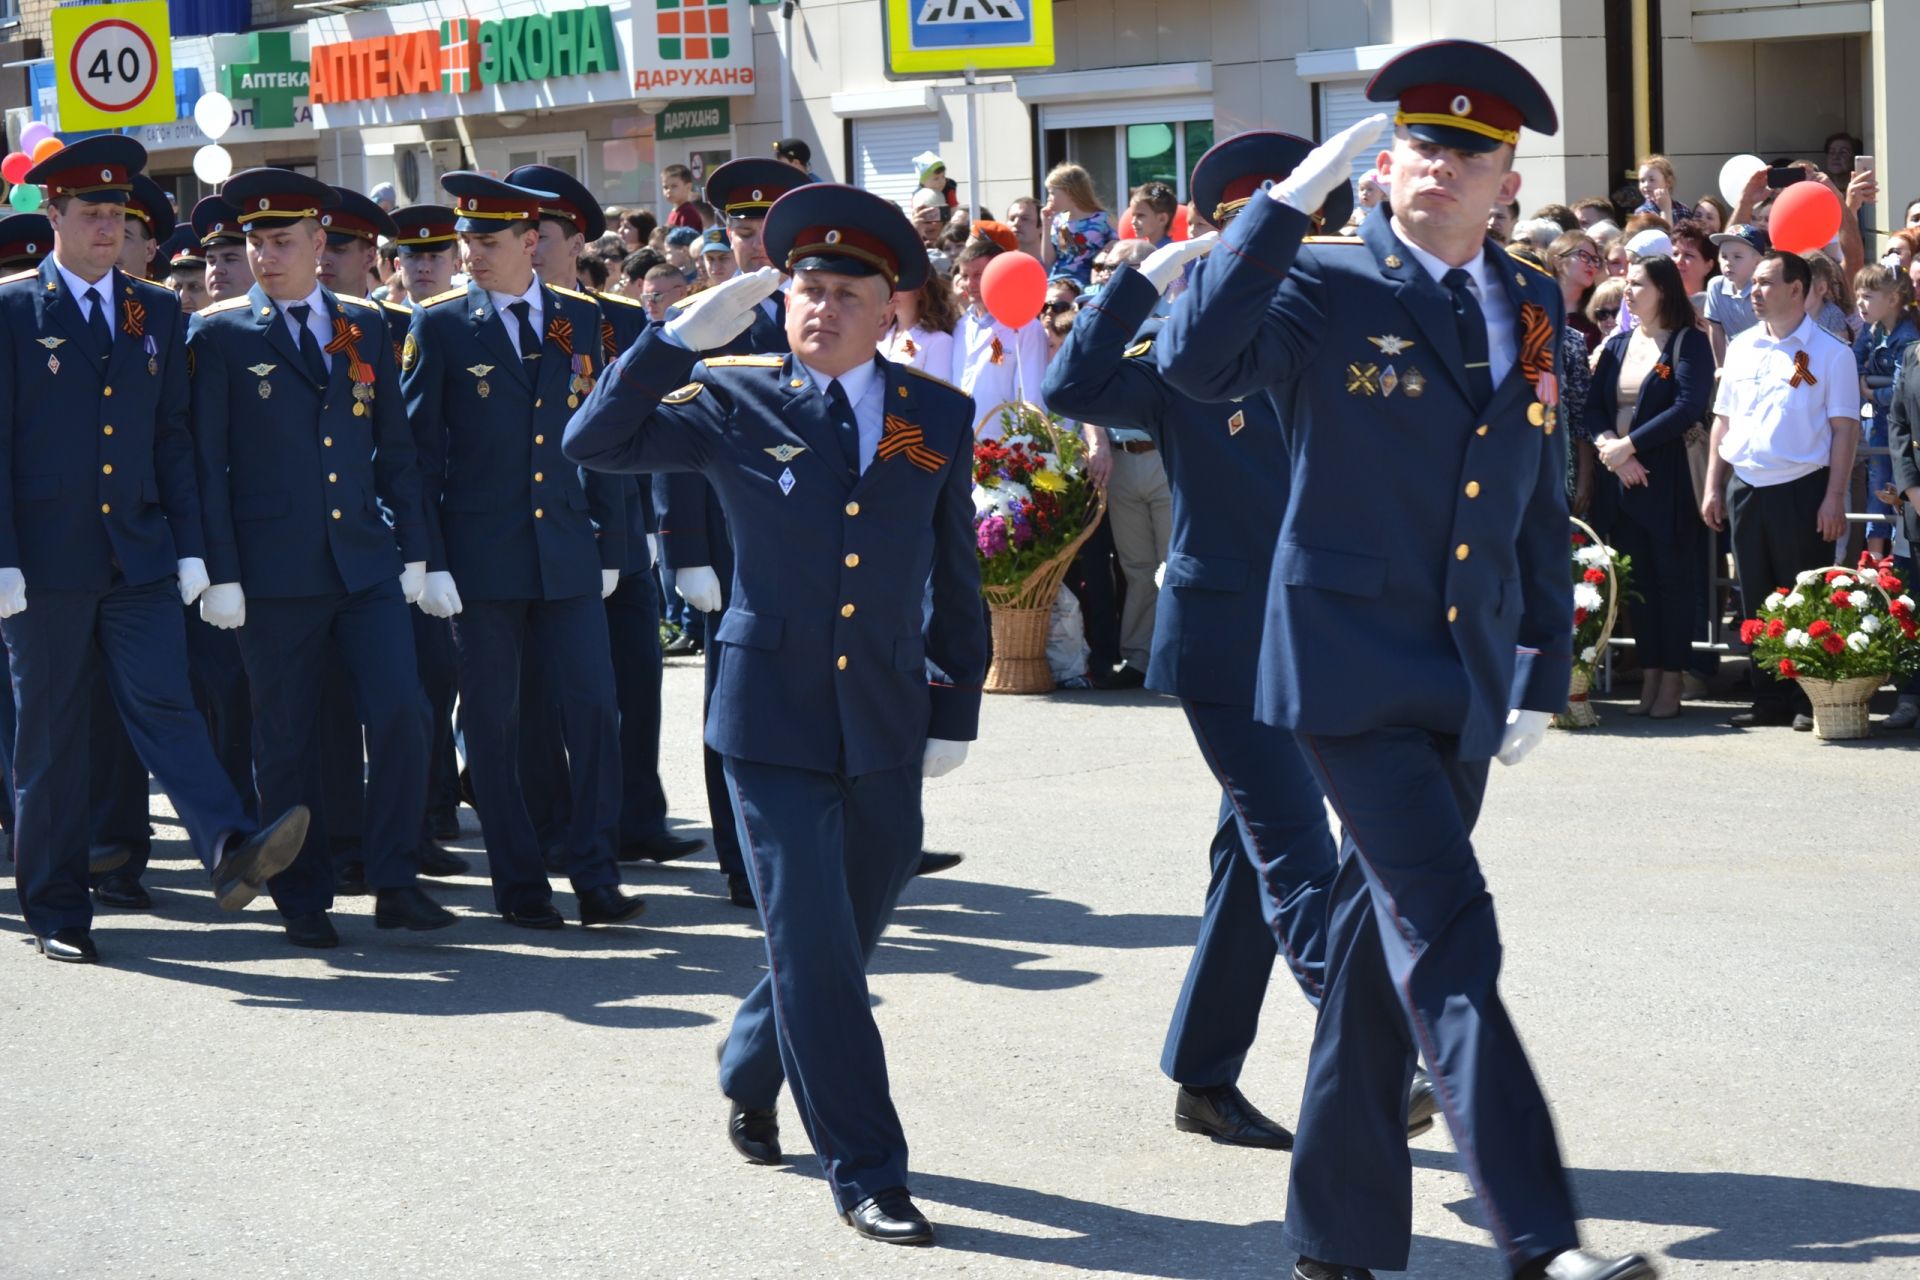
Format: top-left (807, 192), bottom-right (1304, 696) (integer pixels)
top-left (1346, 362), bottom-right (1379, 396)
top-left (764, 443), bottom-right (807, 462)
top-left (1402, 368), bottom-right (1426, 398)
top-left (1378, 365), bottom-right (1399, 397)
top-left (468, 363), bottom-right (493, 399)
top-left (1368, 334), bottom-right (1412, 356)
top-left (144, 334), bottom-right (158, 377)
top-left (352, 381), bottom-right (374, 416)
top-left (1227, 410), bottom-right (1245, 435)
top-left (46, 354), bottom-right (58, 375)
top-left (779, 467), bottom-right (796, 495)
top-left (568, 352), bottom-right (593, 409)
top-left (247, 363), bottom-right (276, 400)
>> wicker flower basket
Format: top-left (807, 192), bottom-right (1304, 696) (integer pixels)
top-left (977, 403), bottom-right (1106, 694)
top-left (1800, 673), bottom-right (1889, 739)
top-left (1555, 516), bottom-right (1619, 730)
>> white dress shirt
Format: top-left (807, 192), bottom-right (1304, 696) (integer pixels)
top-left (53, 258), bottom-right (116, 332)
top-left (951, 307), bottom-right (1045, 437)
top-left (879, 321), bottom-right (953, 376)
top-left (277, 285), bottom-right (334, 372)
top-left (1713, 313), bottom-right (1860, 486)
top-left (1392, 218), bottom-right (1516, 387)
top-left (489, 276), bottom-right (545, 359)
top-left (802, 354), bottom-right (883, 473)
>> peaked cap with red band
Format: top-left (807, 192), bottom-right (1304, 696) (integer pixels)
top-left (763, 183), bottom-right (927, 293)
top-left (0, 213), bottom-right (52, 271)
top-left (389, 204), bottom-right (458, 254)
top-left (440, 171), bottom-right (554, 232)
top-left (222, 168), bottom-right (342, 231)
top-left (1190, 131), bottom-right (1351, 232)
top-left (24, 135), bottom-right (146, 204)
top-left (125, 173), bottom-right (176, 245)
top-left (506, 163), bottom-right (608, 242)
top-left (706, 157), bottom-right (809, 220)
top-left (1365, 39), bottom-right (1558, 154)
top-left (192, 195), bottom-right (245, 248)
top-left (322, 185), bottom-right (399, 245)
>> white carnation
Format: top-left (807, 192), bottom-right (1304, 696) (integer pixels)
top-left (1783, 592), bottom-right (1806, 608)
top-left (1902, 595), bottom-right (1916, 610)
top-left (1575, 545), bottom-right (1611, 568)
top-left (1861, 615), bottom-right (1882, 634)
top-left (1786, 628), bottom-right (1810, 648)
top-left (1846, 631), bottom-right (1871, 652)
top-left (1580, 645), bottom-right (1598, 663)
top-left (1831, 574), bottom-right (1854, 589)
top-left (1764, 592), bottom-right (1786, 610)
top-left (1573, 583), bottom-right (1603, 611)
top-left (1849, 590), bottom-right (1871, 609)
top-left (1796, 570), bottom-right (1822, 586)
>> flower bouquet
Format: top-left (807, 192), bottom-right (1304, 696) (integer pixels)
top-left (973, 402), bottom-right (1105, 693)
top-left (1556, 519), bottom-right (1632, 729)
top-left (1738, 553), bottom-right (1920, 739)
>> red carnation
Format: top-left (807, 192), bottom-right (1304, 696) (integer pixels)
top-left (1807, 620), bottom-right (1833, 637)
top-left (1778, 658), bottom-right (1800, 679)
top-left (1881, 572), bottom-right (1904, 593)
top-left (1583, 568), bottom-right (1605, 585)
top-left (1826, 569), bottom-right (1848, 583)
top-left (1821, 633), bottom-right (1847, 655)
top-left (1571, 534), bottom-right (1587, 546)
top-left (1904, 619), bottom-right (1918, 639)
top-left (1893, 598), bottom-right (1914, 619)
top-left (1832, 588), bottom-right (1854, 607)
top-left (1739, 619), bottom-right (1764, 645)
top-left (1765, 618), bottom-right (1786, 638)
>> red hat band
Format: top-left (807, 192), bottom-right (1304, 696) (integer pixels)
top-left (320, 211), bottom-right (379, 240)
top-left (786, 224), bottom-right (899, 284)
top-left (43, 163), bottom-right (131, 199)
top-left (539, 201), bottom-right (587, 234)
top-left (1396, 82), bottom-right (1523, 146)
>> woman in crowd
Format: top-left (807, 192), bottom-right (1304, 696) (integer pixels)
top-left (1669, 220), bottom-right (1718, 317)
top-left (1549, 230), bottom-right (1603, 348)
top-left (1040, 163), bottom-right (1114, 288)
top-left (1042, 278), bottom-right (1081, 357)
top-left (1692, 195), bottom-right (1731, 237)
top-left (1852, 262), bottom-right (1916, 558)
top-left (1804, 251), bottom-right (1858, 343)
top-left (1586, 255), bottom-right (1714, 719)
top-left (619, 210), bottom-right (656, 253)
top-left (880, 270), bottom-right (961, 373)
top-left (1521, 241), bottom-right (1596, 515)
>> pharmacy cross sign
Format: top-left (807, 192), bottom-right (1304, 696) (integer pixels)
top-left (217, 31), bottom-right (309, 130)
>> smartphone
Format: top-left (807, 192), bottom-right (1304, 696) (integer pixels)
top-left (1856, 154), bottom-right (1875, 173)
top-left (1766, 165), bottom-right (1805, 189)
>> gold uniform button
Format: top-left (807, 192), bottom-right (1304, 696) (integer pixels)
top-left (323, 436), bottom-right (333, 447)
top-left (102, 387), bottom-right (112, 397)
top-left (328, 472), bottom-right (338, 483)
top-left (844, 553), bottom-right (859, 568)
top-left (844, 502), bottom-right (860, 517)
top-left (840, 603), bottom-right (855, 618)
top-left (534, 398), bottom-right (543, 408)
top-left (102, 426), bottom-right (112, 435)
top-left (331, 509), bottom-right (342, 519)
top-left (1455, 543), bottom-right (1470, 560)
top-left (101, 464), bottom-right (112, 475)
top-left (1447, 605), bottom-right (1459, 622)
top-left (534, 471), bottom-right (544, 482)
top-left (836, 655), bottom-right (848, 670)
top-left (100, 503), bottom-right (110, 513)
top-left (535, 508), bottom-right (545, 518)
top-left (1476, 424), bottom-right (1489, 437)
top-left (534, 434), bottom-right (545, 445)
top-left (1464, 481), bottom-right (1480, 498)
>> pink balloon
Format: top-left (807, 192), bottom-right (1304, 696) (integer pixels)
top-left (1768, 181), bottom-right (1842, 254)
top-left (981, 251), bottom-right (1048, 328)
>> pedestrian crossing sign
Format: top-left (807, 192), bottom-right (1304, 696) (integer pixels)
top-left (885, 0), bottom-right (1052, 76)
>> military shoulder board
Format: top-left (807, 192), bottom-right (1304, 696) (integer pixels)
top-left (903, 366), bottom-right (963, 393)
top-left (705, 355), bottom-right (782, 367)
top-left (333, 294), bottom-right (379, 311)
top-left (1124, 337), bottom-right (1154, 359)
top-left (199, 296), bottom-right (253, 315)
top-left (663, 382), bottom-right (705, 404)
top-left (420, 287), bottom-right (467, 308)
top-left (0, 268), bottom-right (37, 285)
top-left (595, 290), bottom-right (645, 310)
top-left (1302, 236), bottom-right (1364, 245)
top-left (549, 284), bottom-right (594, 302)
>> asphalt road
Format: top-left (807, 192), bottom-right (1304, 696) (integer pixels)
top-left (2, 662), bottom-right (1916, 1278)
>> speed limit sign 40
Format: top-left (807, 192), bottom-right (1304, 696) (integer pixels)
top-left (51, 1), bottom-right (175, 130)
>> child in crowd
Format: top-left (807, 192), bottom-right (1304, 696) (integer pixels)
top-left (1041, 163), bottom-right (1114, 289)
top-left (1705, 224), bottom-right (1769, 365)
top-left (1854, 263), bottom-right (1917, 556)
top-left (1634, 154), bottom-right (1693, 223)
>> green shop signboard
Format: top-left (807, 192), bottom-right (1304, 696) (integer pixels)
top-left (658, 97), bottom-right (730, 140)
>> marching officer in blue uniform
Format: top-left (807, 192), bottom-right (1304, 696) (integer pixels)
top-left (566, 184), bottom-right (986, 1246)
top-left (193, 196), bottom-right (253, 304)
top-left (507, 161), bottom-right (702, 867)
top-left (0, 136), bottom-right (309, 963)
top-left (0, 212), bottom-right (52, 849)
top-left (1158, 43), bottom-right (1652, 1280)
top-left (116, 173), bottom-right (174, 281)
top-left (187, 168), bottom-right (456, 947)
top-left (657, 157), bottom-right (806, 908)
top-left (401, 171), bottom-right (644, 931)
top-left (1045, 131), bottom-right (1441, 1152)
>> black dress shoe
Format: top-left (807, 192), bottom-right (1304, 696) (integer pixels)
top-left (36, 927), bottom-right (98, 963)
top-left (210, 806), bottom-right (311, 911)
top-left (728, 1100), bottom-right (782, 1164)
top-left (430, 809), bottom-right (463, 843)
top-left (93, 871), bottom-right (152, 910)
top-left (1406, 1067), bottom-right (1440, 1139)
top-left (1295, 1260), bottom-right (1375, 1280)
top-left (915, 851), bottom-right (964, 877)
top-left (283, 912), bottom-right (339, 949)
top-left (1730, 706), bottom-right (1795, 727)
top-left (415, 843), bottom-right (470, 878)
top-left (375, 886), bottom-right (458, 931)
top-left (502, 902), bottom-right (565, 930)
top-left (663, 632), bottom-right (702, 655)
top-left (88, 843), bottom-right (136, 875)
top-left (1091, 663), bottom-right (1146, 690)
top-left (1174, 1084), bottom-right (1293, 1149)
top-left (842, 1188), bottom-right (933, 1246)
top-left (1530, 1248), bottom-right (1658, 1280)
top-left (334, 862), bottom-right (371, 896)
top-left (618, 831), bottom-right (706, 863)
top-left (726, 872), bottom-right (757, 909)
top-left (578, 884), bottom-right (647, 927)
top-left (1792, 713), bottom-right (1814, 732)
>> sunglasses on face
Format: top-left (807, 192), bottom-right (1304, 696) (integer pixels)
top-left (1594, 307), bottom-right (1620, 321)
top-left (1042, 299), bottom-right (1076, 315)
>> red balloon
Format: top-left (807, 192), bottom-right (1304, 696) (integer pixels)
top-left (1115, 209), bottom-right (1136, 239)
top-left (981, 250), bottom-right (1048, 329)
top-left (29, 136), bottom-right (62, 164)
top-left (1169, 204), bottom-right (1189, 242)
top-left (0, 153), bottom-right (29, 186)
top-left (1768, 180), bottom-right (1842, 254)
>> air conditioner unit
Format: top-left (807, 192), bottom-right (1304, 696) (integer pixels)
top-left (426, 139), bottom-right (465, 184)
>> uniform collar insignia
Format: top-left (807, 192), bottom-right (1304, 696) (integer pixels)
top-left (764, 443), bottom-right (808, 462)
top-left (246, 363), bottom-right (276, 376)
top-left (467, 364), bottom-right (495, 376)
top-left (1368, 334), bottom-right (1412, 356)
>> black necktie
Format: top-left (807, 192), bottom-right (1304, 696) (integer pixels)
top-left (1443, 268), bottom-right (1494, 409)
top-left (510, 300), bottom-right (542, 367)
top-left (288, 303), bottom-right (329, 386)
top-left (84, 286), bottom-right (112, 359)
top-left (826, 378), bottom-right (861, 476)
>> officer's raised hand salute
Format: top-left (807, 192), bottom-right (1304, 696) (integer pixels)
top-left (1158, 41), bottom-right (1653, 1280)
top-left (567, 184), bottom-right (986, 1247)
top-left (0, 137), bottom-right (311, 964)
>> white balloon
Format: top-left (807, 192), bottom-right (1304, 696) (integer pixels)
top-left (192, 144), bottom-right (232, 186)
top-left (1718, 153), bottom-right (1765, 210)
top-left (194, 92), bottom-right (235, 141)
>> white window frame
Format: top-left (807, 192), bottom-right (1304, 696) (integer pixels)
top-left (1038, 96), bottom-right (1214, 203)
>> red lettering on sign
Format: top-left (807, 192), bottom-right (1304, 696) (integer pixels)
top-left (309, 30), bottom-right (443, 104)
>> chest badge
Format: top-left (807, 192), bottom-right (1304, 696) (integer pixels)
top-left (1227, 409), bottom-right (1245, 435)
top-left (1401, 367), bottom-right (1427, 398)
top-left (1378, 365), bottom-right (1399, 397)
top-left (1367, 334), bottom-right (1412, 356)
top-left (765, 443), bottom-right (808, 463)
top-left (1346, 362), bottom-right (1379, 396)
top-left (35, 337), bottom-right (64, 349)
top-left (778, 467), bottom-right (797, 495)
top-left (247, 363), bottom-right (276, 377)
top-left (46, 354), bottom-right (58, 375)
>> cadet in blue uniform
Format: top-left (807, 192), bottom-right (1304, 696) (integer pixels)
top-left (116, 173), bottom-right (173, 281)
top-left (1046, 132), bottom-right (1445, 1152)
top-left (507, 162), bottom-right (702, 867)
top-left (657, 157), bottom-right (805, 909)
top-left (0, 137), bottom-right (309, 964)
top-left (187, 169), bottom-right (456, 947)
top-left (566, 185), bottom-right (986, 1246)
top-left (1157, 43), bottom-right (1653, 1280)
top-left (0, 213), bottom-right (53, 852)
top-left (402, 172), bottom-right (644, 931)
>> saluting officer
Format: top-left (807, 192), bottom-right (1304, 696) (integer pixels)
top-left (566, 184), bottom-right (986, 1246)
top-left (1157, 43), bottom-right (1652, 1280)
top-left (658, 156), bottom-right (807, 908)
top-left (193, 196), bottom-right (253, 303)
top-left (507, 161), bottom-right (701, 866)
top-left (0, 136), bottom-right (308, 964)
top-left (401, 171), bottom-right (644, 931)
top-left (187, 169), bottom-right (455, 947)
top-left (1046, 131), bottom-right (1441, 1153)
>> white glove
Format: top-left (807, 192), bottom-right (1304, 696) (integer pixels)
top-left (399, 560), bottom-right (427, 604)
top-left (674, 564), bottom-right (723, 613)
top-left (0, 567), bottom-right (25, 618)
top-left (663, 267), bottom-right (782, 352)
top-left (601, 568), bottom-right (620, 599)
top-left (1496, 708), bottom-right (1551, 767)
top-left (419, 570), bottom-right (463, 618)
top-left (199, 582), bottom-right (245, 629)
top-left (923, 738), bottom-right (969, 779)
top-left (1271, 113), bottom-right (1389, 218)
top-left (176, 557), bottom-right (210, 607)
top-left (1139, 233), bottom-right (1218, 293)
top-left (645, 533), bottom-right (659, 568)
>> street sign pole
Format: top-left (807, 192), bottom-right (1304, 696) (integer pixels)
top-left (777, 0), bottom-right (794, 140)
top-left (933, 71), bottom-right (1010, 219)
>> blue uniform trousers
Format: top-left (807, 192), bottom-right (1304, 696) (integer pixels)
top-left (1160, 698), bottom-right (1338, 1087)
top-left (184, 610), bottom-right (255, 820)
top-left (236, 581), bottom-right (429, 918)
top-left (319, 657), bottom-right (366, 871)
top-left (412, 612), bottom-right (460, 827)
top-left (517, 646), bottom-right (569, 855)
top-left (700, 632), bottom-right (745, 878)
top-left (0, 641), bottom-right (13, 835)
top-left (607, 569), bottom-right (671, 842)
top-left (1284, 726), bottom-right (1578, 1273)
top-left (5, 580), bottom-right (253, 936)
top-left (452, 594), bottom-right (621, 913)
top-left (88, 664), bottom-right (151, 865)
top-left (718, 755), bottom-right (922, 1211)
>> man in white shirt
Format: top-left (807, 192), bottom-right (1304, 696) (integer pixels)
top-left (1703, 249), bottom-right (1860, 728)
